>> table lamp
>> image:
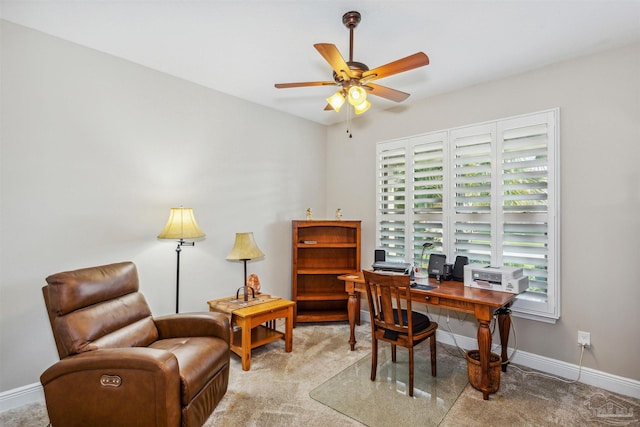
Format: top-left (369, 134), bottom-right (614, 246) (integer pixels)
top-left (157, 206), bottom-right (206, 313)
top-left (226, 232), bottom-right (265, 301)
top-left (414, 242), bottom-right (434, 285)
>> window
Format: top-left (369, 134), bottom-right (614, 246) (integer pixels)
top-left (376, 109), bottom-right (560, 321)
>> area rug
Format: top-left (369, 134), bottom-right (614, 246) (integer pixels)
top-left (310, 342), bottom-right (469, 427)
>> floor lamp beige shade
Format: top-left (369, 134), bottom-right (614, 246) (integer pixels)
top-left (157, 207), bottom-right (206, 240)
top-left (157, 207), bottom-right (206, 313)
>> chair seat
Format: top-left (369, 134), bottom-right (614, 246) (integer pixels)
top-left (149, 336), bottom-right (229, 404)
top-left (382, 310), bottom-right (432, 340)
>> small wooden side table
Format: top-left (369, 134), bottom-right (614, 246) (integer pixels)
top-left (207, 294), bottom-right (295, 371)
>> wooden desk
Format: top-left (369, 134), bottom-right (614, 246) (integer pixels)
top-left (339, 272), bottom-right (515, 400)
top-left (207, 294), bottom-right (295, 371)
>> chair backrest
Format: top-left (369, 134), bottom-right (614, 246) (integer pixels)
top-left (363, 270), bottom-right (415, 341)
top-left (43, 261), bottom-right (159, 359)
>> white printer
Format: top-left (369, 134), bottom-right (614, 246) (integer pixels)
top-left (463, 265), bottom-right (529, 294)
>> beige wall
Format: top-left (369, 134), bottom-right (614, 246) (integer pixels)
top-left (326, 43), bottom-right (640, 380)
top-left (0, 20), bottom-right (326, 392)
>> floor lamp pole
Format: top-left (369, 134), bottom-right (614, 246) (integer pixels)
top-left (173, 239), bottom-right (197, 313)
top-left (175, 241), bottom-right (183, 314)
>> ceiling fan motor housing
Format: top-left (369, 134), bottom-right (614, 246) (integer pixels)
top-left (332, 61), bottom-right (369, 84)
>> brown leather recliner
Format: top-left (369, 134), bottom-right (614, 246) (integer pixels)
top-left (40, 261), bottom-right (230, 427)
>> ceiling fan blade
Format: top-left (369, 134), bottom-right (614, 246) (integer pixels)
top-left (361, 52), bottom-right (429, 82)
top-left (365, 83), bottom-right (410, 102)
top-left (314, 43), bottom-right (354, 80)
top-left (275, 81), bottom-right (336, 88)
top-left (324, 104), bottom-right (335, 111)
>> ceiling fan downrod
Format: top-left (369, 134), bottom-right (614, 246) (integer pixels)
top-left (342, 11), bottom-right (361, 63)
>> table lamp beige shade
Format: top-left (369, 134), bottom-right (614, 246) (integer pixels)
top-left (227, 232), bottom-right (264, 301)
top-left (157, 207), bottom-right (205, 313)
top-left (226, 232), bottom-right (264, 260)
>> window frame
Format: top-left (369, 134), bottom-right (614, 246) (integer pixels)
top-left (375, 108), bottom-right (560, 322)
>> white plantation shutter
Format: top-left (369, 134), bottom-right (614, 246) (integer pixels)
top-left (498, 111), bottom-right (558, 318)
top-left (376, 109), bottom-right (559, 321)
top-left (450, 124), bottom-right (496, 265)
top-left (376, 141), bottom-right (408, 260)
top-left (412, 133), bottom-right (447, 263)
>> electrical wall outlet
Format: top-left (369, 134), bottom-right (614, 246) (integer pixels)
top-left (578, 330), bottom-right (591, 348)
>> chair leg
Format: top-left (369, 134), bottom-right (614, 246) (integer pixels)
top-left (391, 344), bottom-right (397, 363)
top-left (430, 334), bottom-right (437, 377)
top-left (371, 338), bottom-right (378, 381)
top-left (408, 347), bottom-right (414, 397)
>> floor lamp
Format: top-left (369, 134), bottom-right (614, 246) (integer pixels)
top-left (226, 232), bottom-right (265, 302)
top-left (158, 207), bottom-right (206, 313)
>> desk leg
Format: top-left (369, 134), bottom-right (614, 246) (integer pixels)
top-left (240, 319), bottom-right (251, 371)
top-left (476, 306), bottom-right (492, 401)
top-left (346, 281), bottom-right (358, 351)
top-left (477, 319), bottom-right (492, 400)
top-left (497, 306), bottom-right (511, 372)
top-left (284, 306), bottom-right (293, 353)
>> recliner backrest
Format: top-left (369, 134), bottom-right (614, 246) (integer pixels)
top-left (43, 261), bottom-right (159, 359)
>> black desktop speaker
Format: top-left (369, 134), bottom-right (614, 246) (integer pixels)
top-left (452, 256), bottom-right (469, 282)
top-left (443, 264), bottom-right (453, 281)
top-left (374, 249), bottom-right (386, 262)
top-left (427, 254), bottom-right (447, 277)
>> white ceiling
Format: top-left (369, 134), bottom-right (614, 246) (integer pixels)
top-left (2, 1), bottom-right (640, 125)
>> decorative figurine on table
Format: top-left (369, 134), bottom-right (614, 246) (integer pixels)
top-left (306, 208), bottom-right (313, 220)
top-left (335, 208), bottom-right (343, 220)
top-left (247, 274), bottom-right (261, 295)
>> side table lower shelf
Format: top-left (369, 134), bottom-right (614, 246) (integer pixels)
top-left (207, 295), bottom-right (295, 371)
top-left (231, 324), bottom-right (284, 354)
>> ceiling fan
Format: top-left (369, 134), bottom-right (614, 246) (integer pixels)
top-left (274, 11), bottom-right (429, 116)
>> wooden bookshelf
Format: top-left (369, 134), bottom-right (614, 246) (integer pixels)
top-left (291, 220), bottom-right (361, 324)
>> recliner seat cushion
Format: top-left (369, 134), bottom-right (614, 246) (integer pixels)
top-left (149, 336), bottom-right (229, 405)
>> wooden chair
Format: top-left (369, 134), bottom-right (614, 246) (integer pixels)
top-left (363, 270), bottom-right (438, 397)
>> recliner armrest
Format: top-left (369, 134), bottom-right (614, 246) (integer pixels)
top-left (154, 312), bottom-right (230, 343)
top-left (40, 348), bottom-right (182, 427)
top-left (40, 347), bottom-right (180, 385)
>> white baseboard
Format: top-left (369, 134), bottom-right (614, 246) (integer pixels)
top-left (0, 382), bottom-right (44, 413)
top-left (435, 329), bottom-right (640, 399)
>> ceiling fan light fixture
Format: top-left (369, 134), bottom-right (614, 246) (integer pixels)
top-left (353, 99), bottom-right (371, 115)
top-left (327, 91), bottom-right (346, 112)
top-left (347, 85), bottom-right (367, 106)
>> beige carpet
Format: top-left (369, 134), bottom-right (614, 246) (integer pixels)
top-left (2, 322), bottom-right (639, 427)
top-left (204, 322), bottom-right (370, 426)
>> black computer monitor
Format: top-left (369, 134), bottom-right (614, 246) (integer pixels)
top-left (428, 254), bottom-right (447, 277)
